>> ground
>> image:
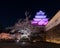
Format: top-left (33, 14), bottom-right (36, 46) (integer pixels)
top-left (0, 41), bottom-right (60, 48)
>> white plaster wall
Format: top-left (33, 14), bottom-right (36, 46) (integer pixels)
top-left (45, 11), bottom-right (60, 31)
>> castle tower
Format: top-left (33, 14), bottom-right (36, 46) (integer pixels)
top-left (31, 10), bottom-right (49, 26)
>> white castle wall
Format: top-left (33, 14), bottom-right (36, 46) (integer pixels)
top-left (45, 11), bottom-right (60, 31)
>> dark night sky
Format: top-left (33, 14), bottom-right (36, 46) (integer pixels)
top-left (0, 0), bottom-right (60, 27)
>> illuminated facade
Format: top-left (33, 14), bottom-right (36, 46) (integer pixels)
top-left (46, 10), bottom-right (60, 31)
top-left (0, 33), bottom-right (13, 40)
top-left (31, 10), bottom-right (48, 26)
top-left (45, 10), bottom-right (60, 44)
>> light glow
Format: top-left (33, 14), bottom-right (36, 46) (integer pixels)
top-left (31, 21), bottom-right (38, 24)
top-left (38, 20), bottom-right (45, 25)
top-left (33, 18), bottom-right (41, 21)
top-left (35, 15), bottom-right (46, 18)
top-left (36, 11), bottom-right (45, 15)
